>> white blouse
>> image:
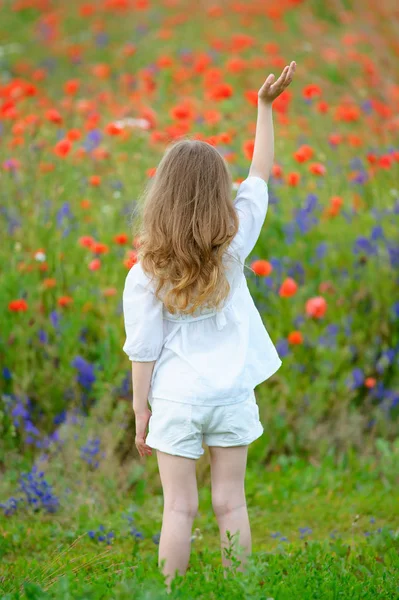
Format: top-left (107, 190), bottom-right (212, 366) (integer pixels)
top-left (122, 176), bottom-right (282, 406)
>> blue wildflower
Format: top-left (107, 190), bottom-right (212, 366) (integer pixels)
top-left (276, 339), bottom-right (289, 358)
top-left (353, 237), bottom-right (376, 255)
top-left (71, 356), bottom-right (96, 390)
top-left (350, 368), bottom-right (364, 389)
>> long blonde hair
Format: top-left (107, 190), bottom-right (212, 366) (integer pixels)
top-left (135, 139), bottom-right (240, 315)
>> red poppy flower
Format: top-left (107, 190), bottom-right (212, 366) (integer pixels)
top-left (80, 3), bottom-right (96, 17)
top-left (79, 236), bottom-right (96, 249)
top-left (170, 103), bottom-right (194, 121)
top-left (227, 57), bottom-right (247, 73)
top-left (203, 109), bottom-right (221, 125)
top-left (231, 34), bottom-right (254, 52)
top-left (243, 139), bottom-right (255, 161)
top-left (317, 101), bottom-right (329, 113)
top-left (67, 129), bottom-right (82, 141)
top-left (207, 83), bottom-right (233, 101)
top-left (114, 233), bottom-right (128, 245)
top-left (92, 242), bottom-right (109, 255)
top-left (43, 278), bottom-right (57, 289)
top-left (288, 331), bottom-right (303, 345)
top-left (305, 296), bottom-right (327, 318)
top-left (58, 296), bottom-right (73, 307)
top-left (89, 258), bottom-right (101, 271)
top-left (272, 90), bottom-right (292, 114)
top-left (335, 105), bottom-right (360, 122)
top-left (379, 155), bottom-right (393, 169)
top-left (329, 133), bottom-right (342, 146)
top-left (251, 259), bottom-right (273, 276)
top-left (9, 299), bottom-right (28, 312)
top-left (279, 278), bottom-right (298, 297)
top-left (287, 172), bottom-right (301, 186)
top-left (64, 79), bottom-right (80, 95)
top-left (125, 251), bottom-right (138, 268)
top-left (365, 377), bottom-right (376, 388)
top-left (272, 164), bottom-right (283, 178)
top-left (54, 139), bottom-right (72, 157)
top-left (309, 162), bottom-right (326, 176)
top-left (46, 109), bottom-right (63, 125)
top-left (244, 90), bottom-right (258, 107)
top-left (92, 64), bottom-right (111, 79)
top-left (294, 145), bottom-right (314, 163)
top-left (303, 84), bottom-right (322, 100)
top-left (89, 175), bottom-right (101, 186)
top-left (105, 122), bottom-right (122, 136)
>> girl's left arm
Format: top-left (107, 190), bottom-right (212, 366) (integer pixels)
top-left (122, 265), bottom-right (164, 457)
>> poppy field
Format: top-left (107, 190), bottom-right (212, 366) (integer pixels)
top-left (1, 0), bottom-right (399, 597)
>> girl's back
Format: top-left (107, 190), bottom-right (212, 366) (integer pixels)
top-left (123, 174), bottom-right (281, 406)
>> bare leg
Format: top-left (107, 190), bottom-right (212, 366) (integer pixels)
top-left (209, 445), bottom-right (251, 575)
top-left (156, 450), bottom-right (199, 591)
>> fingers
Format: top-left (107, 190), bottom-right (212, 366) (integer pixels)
top-left (136, 439), bottom-right (152, 457)
top-left (270, 62), bottom-right (296, 94)
top-left (269, 67), bottom-right (288, 95)
top-left (135, 435), bottom-right (152, 457)
top-left (285, 60), bottom-right (296, 85)
top-left (258, 73), bottom-right (275, 96)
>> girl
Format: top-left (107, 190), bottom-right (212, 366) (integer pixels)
top-left (122, 61), bottom-right (296, 590)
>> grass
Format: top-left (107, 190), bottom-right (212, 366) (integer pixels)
top-left (1, 446), bottom-right (398, 598)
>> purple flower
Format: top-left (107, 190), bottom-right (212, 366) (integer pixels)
top-left (387, 245), bottom-right (399, 268)
top-left (270, 531), bottom-right (281, 538)
top-left (276, 339), bottom-right (289, 358)
top-left (350, 368), bottom-right (364, 389)
top-left (56, 201), bottom-right (72, 229)
top-left (353, 237), bottom-right (376, 256)
top-left (84, 130), bottom-right (102, 152)
top-left (371, 225), bottom-right (384, 241)
top-left (15, 466), bottom-right (59, 514)
top-left (50, 311), bottom-right (60, 330)
top-left (2, 366), bottom-right (12, 381)
top-left (315, 242), bottom-right (328, 260)
top-left (352, 171), bottom-right (368, 185)
top-left (80, 438), bottom-right (103, 469)
top-left (38, 328), bottom-right (48, 343)
top-left (71, 356), bottom-right (96, 390)
top-left (361, 100), bottom-right (373, 114)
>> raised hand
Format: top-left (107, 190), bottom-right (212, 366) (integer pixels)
top-left (258, 61), bottom-right (296, 104)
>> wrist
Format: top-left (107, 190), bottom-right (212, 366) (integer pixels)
top-left (257, 97), bottom-right (273, 108)
top-left (133, 400), bottom-right (150, 414)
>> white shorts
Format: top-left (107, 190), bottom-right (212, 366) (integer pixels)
top-left (145, 390), bottom-right (264, 460)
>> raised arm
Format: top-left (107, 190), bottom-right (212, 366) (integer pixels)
top-left (249, 61), bottom-right (296, 183)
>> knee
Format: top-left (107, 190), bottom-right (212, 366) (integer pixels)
top-left (165, 496), bottom-right (199, 519)
top-left (212, 491), bottom-right (246, 520)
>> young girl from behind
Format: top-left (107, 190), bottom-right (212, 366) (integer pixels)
top-left (122, 61), bottom-right (296, 592)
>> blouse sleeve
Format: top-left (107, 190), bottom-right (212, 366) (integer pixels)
top-left (230, 176), bottom-right (269, 262)
top-left (122, 264), bottom-right (164, 362)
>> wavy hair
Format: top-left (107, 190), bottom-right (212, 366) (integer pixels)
top-left (135, 139), bottom-right (240, 315)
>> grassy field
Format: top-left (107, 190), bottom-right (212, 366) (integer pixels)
top-left (1, 0), bottom-right (398, 596)
top-left (2, 447), bottom-right (399, 598)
